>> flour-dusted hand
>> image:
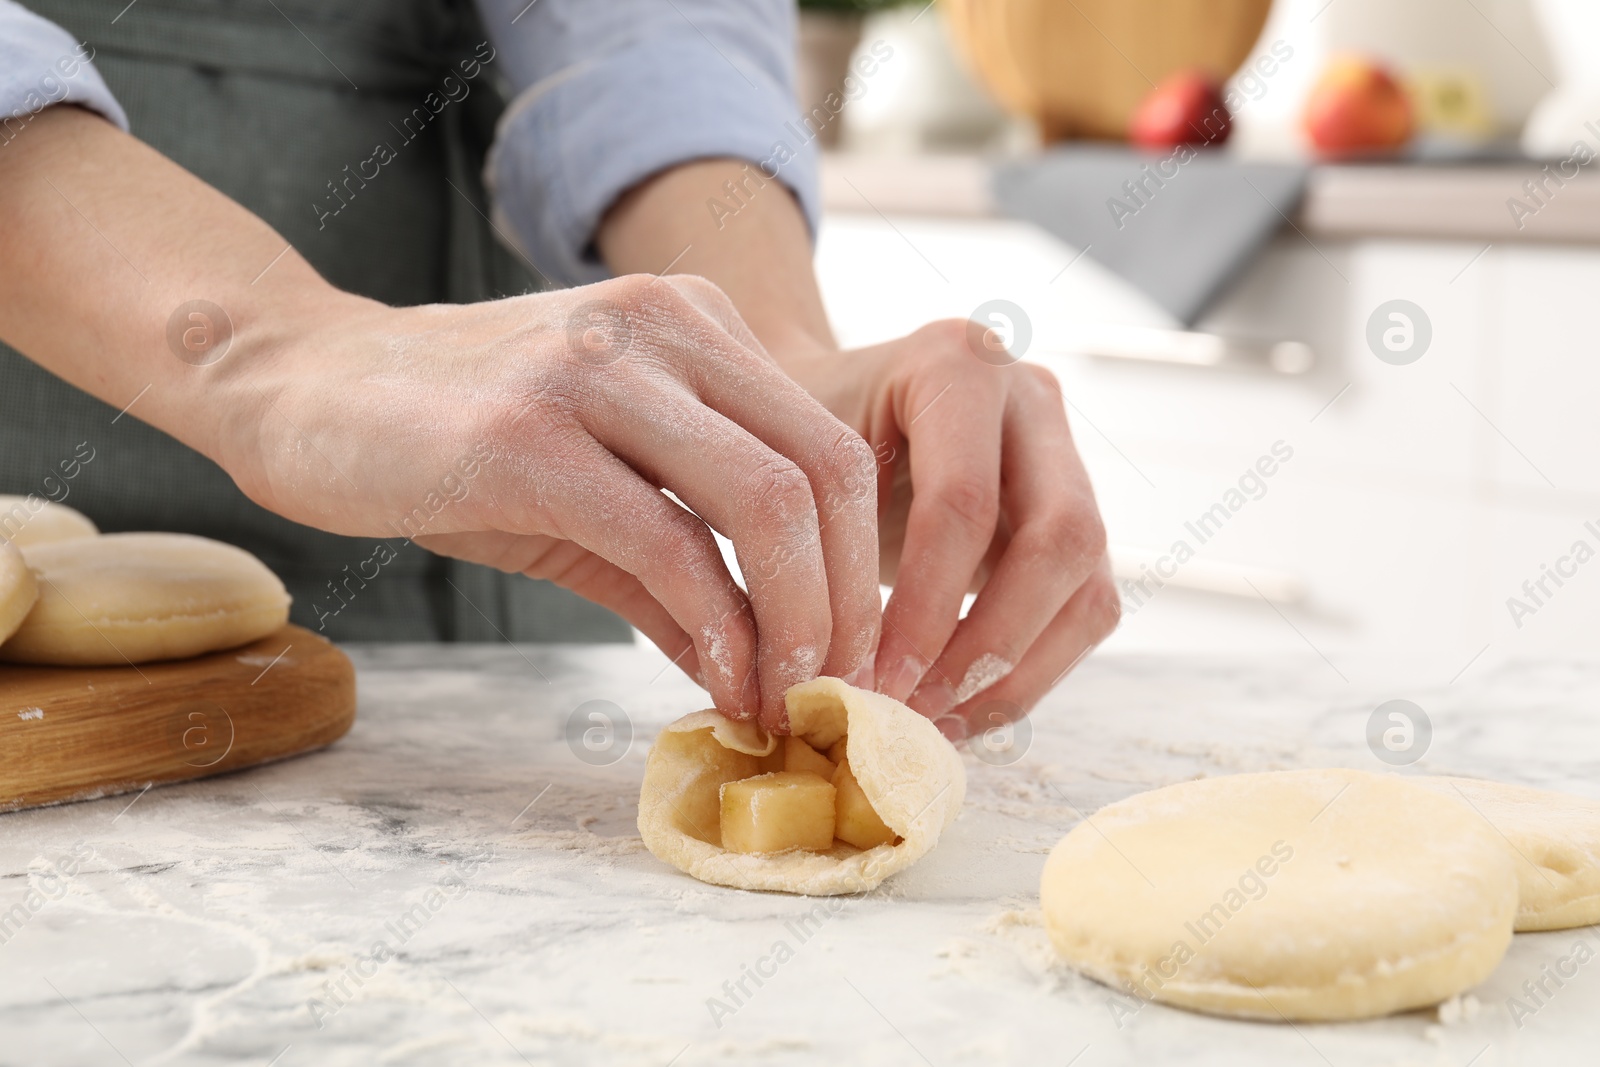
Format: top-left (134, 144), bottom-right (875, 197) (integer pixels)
top-left (0, 108), bottom-right (878, 730)
top-left (220, 275), bottom-right (881, 728)
top-left (790, 320), bottom-right (1120, 739)
top-left (589, 160), bottom-right (1118, 735)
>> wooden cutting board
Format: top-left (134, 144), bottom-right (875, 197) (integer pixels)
top-left (0, 624), bottom-right (355, 812)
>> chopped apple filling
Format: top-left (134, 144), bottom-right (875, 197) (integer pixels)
top-left (717, 732), bottom-right (900, 855)
top-left (756, 745), bottom-right (786, 775)
top-left (832, 756), bottom-right (898, 850)
top-left (720, 771), bottom-right (836, 854)
top-left (783, 735), bottom-right (837, 779)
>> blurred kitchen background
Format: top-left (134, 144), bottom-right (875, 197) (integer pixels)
top-left (796, 0), bottom-right (1600, 690)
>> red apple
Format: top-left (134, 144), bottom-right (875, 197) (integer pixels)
top-left (1303, 56), bottom-right (1413, 158)
top-left (1129, 70), bottom-right (1231, 149)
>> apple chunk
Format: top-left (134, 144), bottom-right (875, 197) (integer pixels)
top-left (720, 772), bottom-right (836, 854)
top-left (756, 744), bottom-right (786, 775)
top-left (784, 735), bottom-right (837, 779)
top-left (832, 757), bottom-right (898, 850)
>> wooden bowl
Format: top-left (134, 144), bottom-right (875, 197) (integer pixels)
top-left (942, 0), bottom-right (1274, 141)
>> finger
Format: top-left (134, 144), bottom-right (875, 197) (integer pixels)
top-left (590, 380), bottom-right (837, 731)
top-left (653, 279), bottom-right (883, 683)
top-left (550, 545), bottom-right (716, 689)
top-left (653, 273), bottom-right (769, 356)
top-left (417, 530), bottom-right (708, 687)
top-left (937, 557), bottom-right (1121, 742)
top-left (873, 328), bottom-right (1005, 702)
top-left (906, 367), bottom-right (1105, 721)
top-left (467, 429), bottom-right (760, 718)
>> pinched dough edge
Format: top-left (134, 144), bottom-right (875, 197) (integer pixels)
top-left (638, 677), bottom-right (965, 896)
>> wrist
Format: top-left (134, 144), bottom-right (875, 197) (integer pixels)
top-left (198, 282), bottom-right (385, 494)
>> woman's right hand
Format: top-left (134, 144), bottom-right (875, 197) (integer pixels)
top-left (218, 273), bottom-right (883, 730)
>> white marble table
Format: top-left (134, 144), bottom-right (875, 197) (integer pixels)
top-left (3, 644), bottom-right (1597, 1066)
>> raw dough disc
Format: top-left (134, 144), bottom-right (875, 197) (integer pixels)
top-left (1419, 777), bottom-right (1600, 932)
top-left (0, 494), bottom-right (98, 547)
top-left (637, 677), bottom-right (965, 895)
top-left (1041, 768), bottom-right (1517, 1021)
top-left (0, 540), bottom-right (38, 647)
top-left (0, 532), bottom-right (291, 666)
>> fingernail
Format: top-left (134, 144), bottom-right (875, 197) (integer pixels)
top-left (762, 699), bottom-right (791, 736)
top-left (877, 656), bottom-right (923, 702)
top-left (911, 679), bottom-right (958, 721)
top-left (740, 668), bottom-right (761, 720)
top-left (841, 660), bottom-right (875, 690)
top-left (934, 714), bottom-right (969, 743)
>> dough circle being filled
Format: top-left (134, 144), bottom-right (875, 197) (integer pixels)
top-left (0, 533), bottom-right (291, 666)
top-left (0, 494), bottom-right (99, 547)
top-left (0, 541), bottom-right (38, 647)
top-left (638, 677), bottom-right (965, 895)
top-left (1041, 768), bottom-right (1518, 1021)
top-left (1418, 776), bottom-right (1600, 932)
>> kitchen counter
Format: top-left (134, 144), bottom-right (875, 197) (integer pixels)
top-left (3, 643), bottom-right (1598, 1066)
top-left (822, 153), bottom-right (1600, 243)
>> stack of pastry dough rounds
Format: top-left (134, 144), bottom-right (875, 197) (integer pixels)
top-left (1041, 769), bottom-right (1519, 1021)
top-left (1417, 776), bottom-right (1600, 932)
top-left (0, 495), bottom-right (99, 547)
top-left (638, 677), bottom-right (966, 895)
top-left (0, 532), bottom-right (291, 666)
top-left (0, 541), bottom-right (38, 647)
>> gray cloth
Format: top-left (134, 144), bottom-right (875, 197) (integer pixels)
top-left (994, 146), bottom-right (1308, 325)
top-left (0, 0), bottom-right (630, 643)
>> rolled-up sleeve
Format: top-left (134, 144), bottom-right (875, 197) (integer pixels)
top-left (476, 0), bottom-right (816, 286)
top-left (0, 0), bottom-right (128, 132)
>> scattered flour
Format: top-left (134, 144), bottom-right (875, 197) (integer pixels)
top-left (977, 908), bottom-right (1067, 984)
top-left (1437, 993), bottom-right (1482, 1025)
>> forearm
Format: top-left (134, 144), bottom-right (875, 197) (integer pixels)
top-left (594, 158), bottom-right (836, 362)
top-left (0, 105), bottom-right (367, 468)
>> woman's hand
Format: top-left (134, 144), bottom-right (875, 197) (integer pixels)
top-left (784, 320), bottom-right (1121, 740)
top-left (218, 274), bottom-right (883, 730)
top-left (590, 159), bottom-right (1115, 737)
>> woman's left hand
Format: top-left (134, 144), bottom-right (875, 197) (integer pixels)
top-left (782, 319), bottom-right (1121, 740)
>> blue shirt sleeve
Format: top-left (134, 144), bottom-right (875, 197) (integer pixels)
top-left (475, 0), bottom-right (819, 286)
top-left (0, 0), bottom-right (128, 134)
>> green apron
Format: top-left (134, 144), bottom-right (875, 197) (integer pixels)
top-left (1, 0), bottom-right (630, 643)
